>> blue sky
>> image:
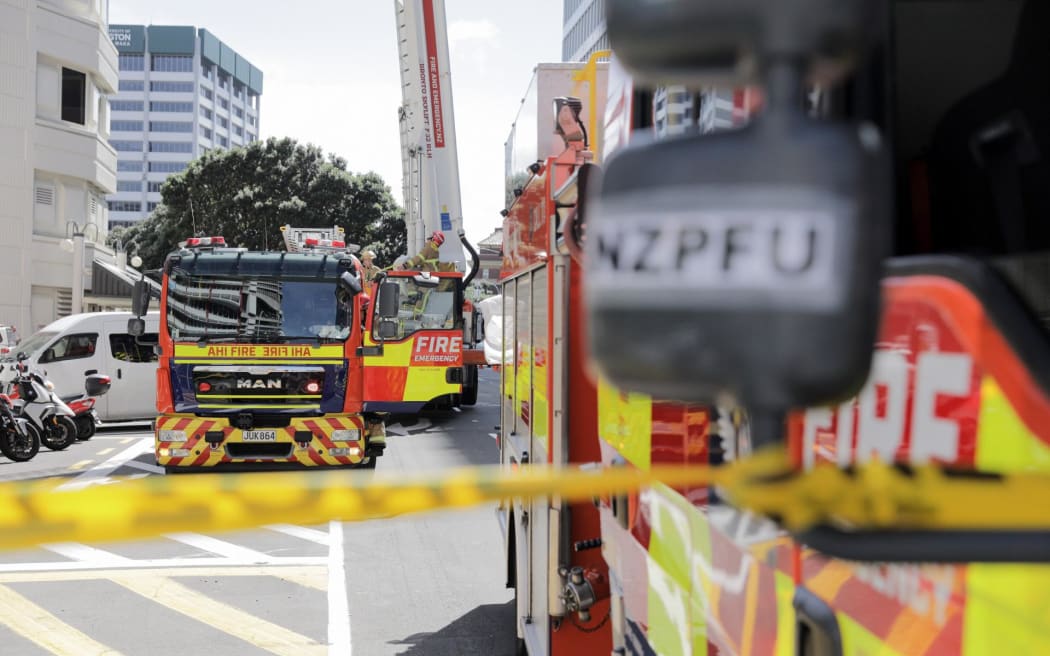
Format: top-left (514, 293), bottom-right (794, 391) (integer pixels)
top-left (108, 0), bottom-right (564, 248)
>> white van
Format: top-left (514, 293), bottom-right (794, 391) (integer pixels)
top-left (7, 312), bottom-right (160, 421)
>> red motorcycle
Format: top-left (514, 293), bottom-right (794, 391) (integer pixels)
top-left (59, 373), bottom-right (111, 441)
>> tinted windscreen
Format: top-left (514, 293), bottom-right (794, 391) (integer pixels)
top-left (167, 273), bottom-right (352, 342)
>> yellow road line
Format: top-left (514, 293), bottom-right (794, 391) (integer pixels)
top-left (113, 575), bottom-right (326, 655)
top-left (0, 583), bottom-right (123, 655)
top-left (69, 460), bottom-right (93, 471)
top-left (97, 448), bottom-right (114, 456)
top-left (0, 565), bottom-right (327, 585)
top-left (121, 438), bottom-right (132, 444)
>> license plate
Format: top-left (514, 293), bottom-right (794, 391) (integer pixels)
top-left (241, 430), bottom-right (277, 442)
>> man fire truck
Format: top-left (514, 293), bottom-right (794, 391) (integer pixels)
top-left (499, 0), bottom-right (1050, 654)
top-left (364, 0), bottom-right (485, 414)
top-left (128, 226), bottom-right (386, 470)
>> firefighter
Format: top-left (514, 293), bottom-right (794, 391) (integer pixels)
top-left (399, 230), bottom-right (445, 272)
top-left (360, 250), bottom-right (381, 283)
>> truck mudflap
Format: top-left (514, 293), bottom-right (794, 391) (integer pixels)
top-left (155, 414), bottom-right (369, 467)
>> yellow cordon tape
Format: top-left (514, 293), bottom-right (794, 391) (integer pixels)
top-left (0, 452), bottom-right (1049, 551)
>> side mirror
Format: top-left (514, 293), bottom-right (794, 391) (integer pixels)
top-left (339, 271), bottom-right (362, 298)
top-left (377, 320), bottom-right (399, 340)
top-left (412, 272), bottom-right (440, 289)
top-left (127, 317), bottom-right (146, 337)
top-left (377, 282), bottom-right (400, 319)
top-left (131, 279), bottom-right (150, 316)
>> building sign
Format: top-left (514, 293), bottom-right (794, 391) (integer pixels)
top-left (108, 25), bottom-right (145, 53)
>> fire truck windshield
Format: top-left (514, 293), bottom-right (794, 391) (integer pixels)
top-left (166, 271), bottom-right (353, 343)
top-left (372, 276), bottom-right (459, 341)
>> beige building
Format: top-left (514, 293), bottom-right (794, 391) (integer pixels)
top-left (0, 0), bottom-right (120, 333)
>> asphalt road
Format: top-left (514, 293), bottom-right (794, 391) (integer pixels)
top-left (0, 370), bottom-right (514, 655)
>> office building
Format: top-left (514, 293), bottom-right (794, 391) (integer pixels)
top-left (562, 0), bottom-right (608, 62)
top-left (106, 24), bottom-right (263, 228)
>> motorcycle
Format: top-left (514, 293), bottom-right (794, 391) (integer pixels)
top-left (60, 373), bottom-right (111, 440)
top-left (3, 358), bottom-right (78, 451)
top-left (0, 392), bottom-right (39, 462)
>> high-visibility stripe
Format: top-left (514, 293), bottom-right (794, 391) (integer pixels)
top-left (175, 359), bottom-right (345, 365)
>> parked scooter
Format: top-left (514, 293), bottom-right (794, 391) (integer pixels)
top-left (0, 393), bottom-right (39, 462)
top-left (2, 357), bottom-right (78, 451)
top-left (60, 374), bottom-right (112, 441)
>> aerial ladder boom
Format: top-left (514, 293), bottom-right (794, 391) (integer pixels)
top-left (393, 0), bottom-right (466, 268)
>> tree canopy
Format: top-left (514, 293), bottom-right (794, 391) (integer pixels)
top-left (109, 137), bottom-right (407, 270)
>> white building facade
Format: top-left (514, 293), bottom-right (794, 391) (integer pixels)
top-left (0, 0), bottom-right (119, 333)
top-left (106, 24), bottom-right (263, 228)
top-left (562, 0), bottom-right (608, 62)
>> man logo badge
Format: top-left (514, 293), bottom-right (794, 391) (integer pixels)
top-left (236, 379), bottom-right (282, 390)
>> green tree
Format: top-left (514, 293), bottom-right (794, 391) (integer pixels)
top-left (108, 137), bottom-right (406, 270)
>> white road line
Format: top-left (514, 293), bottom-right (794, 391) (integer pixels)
top-left (266, 524), bottom-right (331, 546)
top-left (57, 437), bottom-right (153, 490)
top-left (0, 564), bottom-right (326, 584)
top-left (123, 459), bottom-right (166, 474)
top-left (165, 533), bottom-right (273, 562)
top-left (328, 521), bottom-right (351, 655)
top-left (0, 556), bottom-right (327, 573)
top-left (42, 543), bottom-right (132, 564)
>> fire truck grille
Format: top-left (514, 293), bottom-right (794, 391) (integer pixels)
top-left (192, 369), bottom-right (325, 408)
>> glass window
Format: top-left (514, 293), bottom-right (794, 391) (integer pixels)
top-left (233, 125), bottom-right (243, 137)
top-left (165, 274), bottom-right (353, 342)
top-left (148, 161), bottom-right (187, 173)
top-left (147, 202), bottom-right (159, 212)
top-left (117, 160), bottom-right (144, 172)
top-left (150, 81), bottom-right (194, 93)
top-left (111, 120), bottom-right (143, 131)
top-left (149, 121), bottom-right (193, 133)
top-left (200, 107), bottom-right (213, 120)
top-left (109, 140), bottom-right (142, 152)
top-left (61, 68), bottom-right (86, 125)
top-left (118, 54), bottom-right (144, 71)
top-left (218, 116), bottom-right (228, 128)
top-left (248, 116), bottom-right (256, 126)
top-left (148, 181), bottom-right (164, 193)
top-left (200, 126), bottom-right (212, 139)
top-left (150, 55), bottom-right (193, 73)
top-left (109, 333), bottom-right (159, 363)
top-left (218, 97), bottom-right (229, 110)
top-left (202, 87), bottom-right (213, 100)
top-left (108, 201), bottom-right (142, 212)
top-left (40, 332), bottom-right (98, 363)
top-left (110, 100), bottom-right (144, 112)
top-left (149, 141), bottom-right (192, 153)
top-left (372, 276), bottom-right (461, 342)
top-left (233, 107), bottom-right (244, 119)
top-left (116, 180), bottom-right (141, 192)
top-left (218, 135), bottom-right (228, 147)
top-left (119, 80), bottom-right (144, 92)
top-left (149, 101), bottom-right (193, 113)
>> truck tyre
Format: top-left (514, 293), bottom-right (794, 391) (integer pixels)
top-left (462, 365), bottom-right (479, 406)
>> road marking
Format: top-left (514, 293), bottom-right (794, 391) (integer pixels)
top-left (490, 432), bottom-right (498, 441)
top-left (0, 565), bottom-right (326, 584)
top-left (114, 575), bottom-right (326, 656)
top-left (0, 583), bottom-right (123, 655)
top-left (327, 521), bottom-right (352, 655)
top-left (266, 524), bottom-right (331, 546)
top-left (58, 437), bottom-right (153, 490)
top-left (165, 533), bottom-right (273, 562)
top-left (121, 438), bottom-right (132, 444)
top-left (43, 543), bottom-right (132, 564)
top-left (69, 459), bottom-right (93, 471)
top-left (0, 556), bottom-right (326, 574)
top-left (123, 459), bottom-right (165, 475)
top-left (97, 447), bottom-right (114, 456)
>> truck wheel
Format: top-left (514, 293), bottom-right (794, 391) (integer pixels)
top-left (462, 365), bottom-right (479, 406)
top-left (357, 457), bottom-right (377, 469)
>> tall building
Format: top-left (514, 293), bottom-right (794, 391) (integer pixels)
top-left (0, 0), bottom-right (120, 332)
top-left (105, 25), bottom-right (263, 228)
top-left (562, 0), bottom-right (609, 62)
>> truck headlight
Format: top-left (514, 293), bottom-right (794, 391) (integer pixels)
top-left (331, 429), bottom-right (360, 442)
top-left (158, 429), bottom-right (187, 442)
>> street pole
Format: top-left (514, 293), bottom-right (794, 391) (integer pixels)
top-left (72, 230), bottom-right (84, 315)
